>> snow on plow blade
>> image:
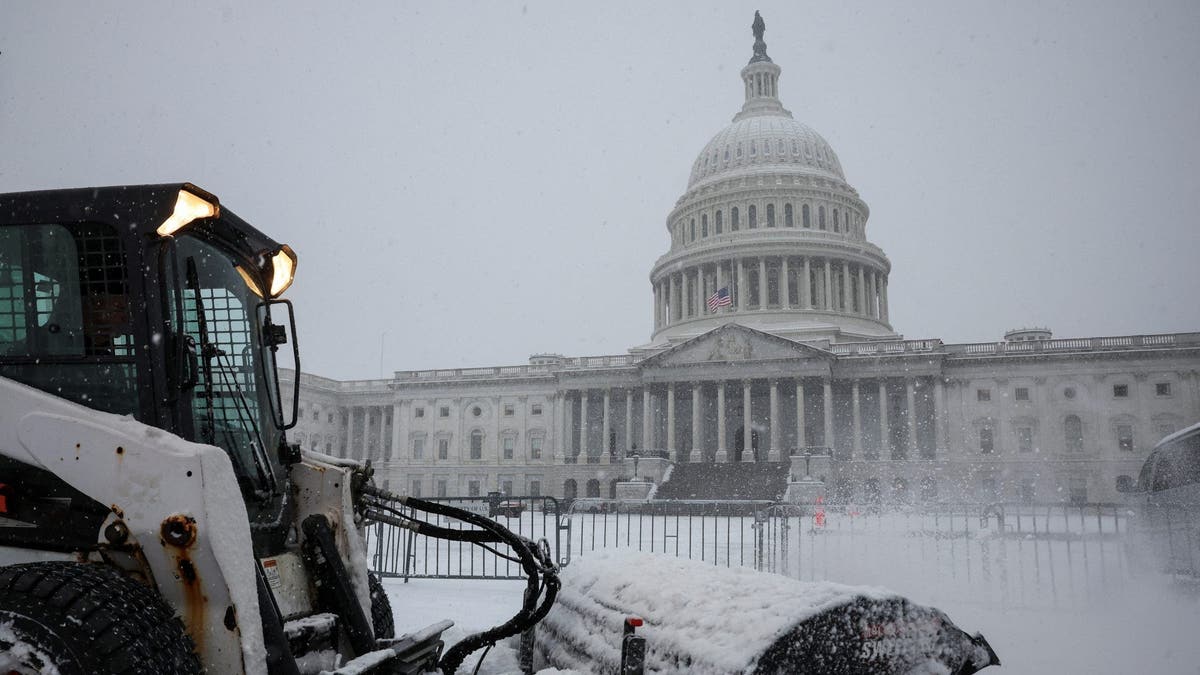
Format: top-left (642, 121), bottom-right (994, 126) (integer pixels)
top-left (532, 552), bottom-right (999, 674)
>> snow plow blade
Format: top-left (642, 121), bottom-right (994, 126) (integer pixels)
top-left (317, 619), bottom-right (453, 675)
top-left (531, 552), bottom-right (1000, 674)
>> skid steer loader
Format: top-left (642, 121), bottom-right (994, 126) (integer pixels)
top-left (0, 184), bottom-right (557, 674)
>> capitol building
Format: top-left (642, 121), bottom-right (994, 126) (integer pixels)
top-left (287, 16), bottom-right (1199, 506)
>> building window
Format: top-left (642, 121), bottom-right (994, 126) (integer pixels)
top-left (504, 404), bottom-right (515, 416)
top-left (328, 412), bottom-right (334, 423)
top-left (980, 427), bottom-right (994, 454)
top-left (715, 210), bottom-right (723, 234)
top-left (411, 479), bottom-right (422, 497)
top-left (438, 438), bottom-right (449, 460)
top-left (748, 205), bottom-right (757, 228)
top-left (766, 203), bottom-right (775, 227)
top-left (1017, 427), bottom-right (1034, 454)
top-left (470, 431), bottom-right (483, 460)
top-left (312, 409), bottom-right (318, 421)
top-left (1157, 421), bottom-right (1177, 438)
top-left (586, 479), bottom-right (601, 498)
top-left (1015, 387), bottom-right (1030, 401)
top-left (1063, 387), bottom-right (1076, 400)
top-left (980, 478), bottom-right (998, 501)
top-left (920, 476), bottom-right (938, 502)
top-left (731, 207), bottom-right (739, 230)
top-left (1156, 382), bottom-right (1172, 397)
top-left (529, 480), bottom-right (541, 497)
top-left (802, 203), bottom-right (811, 228)
top-left (1020, 478), bottom-right (1036, 504)
top-left (818, 205), bottom-right (826, 230)
top-left (436, 479), bottom-right (448, 497)
top-left (472, 406), bottom-right (482, 417)
top-left (749, 140), bottom-right (756, 156)
top-left (531, 403), bottom-right (543, 416)
top-left (468, 480), bottom-right (480, 497)
top-left (503, 436), bottom-right (515, 460)
top-left (784, 203), bottom-right (794, 227)
top-left (736, 143), bottom-right (743, 159)
top-left (1116, 424), bottom-right (1134, 452)
top-left (414, 407), bottom-right (425, 418)
top-left (501, 479), bottom-right (513, 496)
top-left (832, 208), bottom-right (840, 233)
top-left (977, 389), bottom-right (991, 402)
top-left (1068, 477), bottom-right (1088, 505)
top-left (1113, 384), bottom-right (1129, 398)
top-left (690, 219), bottom-right (695, 241)
top-left (701, 214), bottom-right (708, 237)
top-left (439, 406), bottom-right (449, 418)
top-left (412, 437), bottom-right (424, 460)
top-left (1064, 415), bottom-right (1084, 452)
top-left (530, 436), bottom-right (543, 459)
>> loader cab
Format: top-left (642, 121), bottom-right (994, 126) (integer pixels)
top-left (0, 184), bottom-right (300, 552)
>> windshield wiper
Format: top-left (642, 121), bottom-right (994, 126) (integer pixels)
top-left (185, 257), bottom-right (276, 499)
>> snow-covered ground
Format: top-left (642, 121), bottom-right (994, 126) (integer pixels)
top-left (381, 569), bottom-right (1200, 674)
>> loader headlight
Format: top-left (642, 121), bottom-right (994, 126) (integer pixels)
top-left (157, 188), bottom-right (218, 237)
top-left (268, 245), bottom-right (297, 298)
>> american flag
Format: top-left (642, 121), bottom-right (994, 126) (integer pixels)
top-left (706, 287), bottom-right (732, 312)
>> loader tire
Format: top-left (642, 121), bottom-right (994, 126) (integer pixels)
top-left (0, 561), bottom-right (201, 675)
top-left (368, 572), bottom-right (395, 640)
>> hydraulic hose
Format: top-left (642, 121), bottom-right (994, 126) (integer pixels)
top-left (360, 487), bottom-right (560, 674)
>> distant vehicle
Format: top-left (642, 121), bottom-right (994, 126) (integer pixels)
top-left (1118, 421), bottom-right (1200, 576)
top-left (487, 492), bottom-right (525, 518)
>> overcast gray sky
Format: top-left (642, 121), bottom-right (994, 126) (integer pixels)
top-left (2, 1), bottom-right (1198, 380)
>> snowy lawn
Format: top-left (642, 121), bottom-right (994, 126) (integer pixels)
top-left (381, 572), bottom-right (1200, 674)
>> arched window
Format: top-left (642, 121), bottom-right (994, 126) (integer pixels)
top-left (802, 204), bottom-right (811, 228)
top-left (832, 208), bottom-right (840, 233)
top-left (724, 147), bottom-right (730, 161)
top-left (749, 141), bottom-right (756, 157)
top-left (470, 430), bottom-right (484, 460)
top-left (563, 479), bottom-right (578, 501)
top-left (784, 203), bottom-right (794, 227)
top-left (715, 210), bottom-right (723, 234)
top-left (766, 203), bottom-right (776, 227)
top-left (690, 218), bottom-right (696, 242)
top-left (763, 139), bottom-right (771, 155)
top-left (845, 211), bottom-right (851, 232)
top-left (586, 479), bottom-right (601, 498)
top-left (1065, 415), bottom-right (1084, 452)
top-left (818, 206), bottom-right (826, 230)
top-left (731, 207), bottom-right (740, 231)
top-left (749, 205), bottom-right (757, 229)
top-left (701, 214), bottom-right (708, 237)
top-left (893, 477), bottom-right (911, 505)
top-left (736, 143), bottom-right (743, 159)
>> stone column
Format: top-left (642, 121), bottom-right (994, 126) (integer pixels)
top-left (641, 388), bottom-right (652, 453)
top-left (868, 271), bottom-right (877, 318)
top-left (841, 262), bottom-right (851, 312)
top-left (716, 381), bottom-right (728, 462)
top-left (823, 259), bottom-right (833, 310)
top-left (822, 379), bottom-right (835, 453)
top-left (781, 257), bottom-right (791, 308)
top-left (857, 265), bottom-right (867, 315)
top-left (377, 407), bottom-right (387, 461)
top-left (737, 258), bottom-right (747, 311)
top-left (933, 378), bottom-right (946, 457)
top-left (652, 283), bottom-right (659, 330)
top-left (716, 263), bottom-right (725, 299)
top-left (802, 257), bottom-right (811, 310)
top-left (358, 407), bottom-right (368, 460)
top-left (579, 390), bottom-right (589, 460)
top-left (879, 380), bottom-right (889, 458)
top-left (906, 378), bottom-right (918, 457)
top-left (666, 384), bottom-right (676, 460)
top-left (742, 380), bottom-right (753, 461)
top-left (851, 381), bottom-right (862, 459)
top-left (553, 391), bottom-right (564, 460)
top-left (625, 389), bottom-right (634, 457)
top-left (391, 402), bottom-right (404, 461)
top-left (881, 277), bottom-right (890, 322)
top-left (796, 379), bottom-right (807, 449)
top-left (602, 389), bottom-right (612, 464)
top-left (769, 380), bottom-right (780, 461)
top-left (758, 258), bottom-right (768, 308)
top-left (690, 383), bottom-right (702, 463)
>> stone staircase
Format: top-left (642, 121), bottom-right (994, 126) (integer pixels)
top-left (653, 461), bottom-right (790, 501)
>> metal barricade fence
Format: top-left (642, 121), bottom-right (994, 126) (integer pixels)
top-left (368, 495), bottom-right (563, 580)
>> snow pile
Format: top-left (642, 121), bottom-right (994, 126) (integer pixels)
top-left (0, 620), bottom-right (62, 675)
top-left (534, 550), bottom-right (895, 673)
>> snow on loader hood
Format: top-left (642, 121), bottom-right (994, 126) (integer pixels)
top-left (532, 550), bottom-right (999, 674)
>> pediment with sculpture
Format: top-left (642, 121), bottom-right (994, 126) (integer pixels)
top-left (639, 324), bottom-right (832, 369)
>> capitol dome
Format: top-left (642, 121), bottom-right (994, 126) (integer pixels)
top-left (646, 12), bottom-right (898, 347)
top-left (688, 116), bottom-right (845, 189)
